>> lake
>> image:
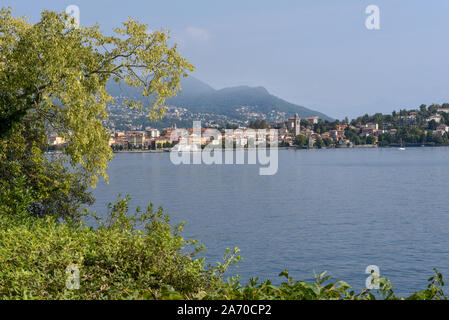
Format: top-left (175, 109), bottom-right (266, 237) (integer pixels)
top-left (90, 147), bottom-right (449, 296)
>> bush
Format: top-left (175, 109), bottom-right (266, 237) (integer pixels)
top-left (0, 196), bottom-right (447, 300)
top-left (0, 196), bottom-right (230, 300)
top-left (201, 269), bottom-right (447, 300)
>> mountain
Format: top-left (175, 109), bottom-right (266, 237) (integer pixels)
top-left (106, 76), bottom-right (333, 122)
top-left (174, 76), bottom-right (216, 97)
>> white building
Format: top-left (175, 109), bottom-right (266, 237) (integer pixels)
top-left (426, 115), bottom-right (442, 123)
top-left (145, 128), bottom-right (160, 138)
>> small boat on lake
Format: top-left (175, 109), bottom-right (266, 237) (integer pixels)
top-left (398, 139), bottom-right (406, 151)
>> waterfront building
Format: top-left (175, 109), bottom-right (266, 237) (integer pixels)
top-left (426, 115), bottom-right (442, 123)
top-left (363, 123), bottom-right (379, 130)
top-left (437, 124), bottom-right (449, 133)
top-left (360, 127), bottom-right (377, 137)
top-left (305, 116), bottom-right (319, 124)
top-left (126, 131), bottom-right (145, 148)
top-left (437, 108), bottom-right (449, 114)
top-left (145, 128), bottom-right (160, 138)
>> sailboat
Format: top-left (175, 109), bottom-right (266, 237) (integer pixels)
top-left (398, 139), bottom-right (406, 151)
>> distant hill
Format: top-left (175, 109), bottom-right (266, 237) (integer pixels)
top-left (106, 76), bottom-right (333, 122)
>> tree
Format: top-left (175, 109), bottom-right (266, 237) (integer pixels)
top-left (0, 116), bottom-right (94, 219)
top-left (315, 137), bottom-right (324, 149)
top-left (0, 91), bottom-right (29, 138)
top-left (249, 120), bottom-right (269, 129)
top-left (428, 120), bottom-right (438, 131)
top-left (428, 104), bottom-right (439, 114)
top-left (323, 138), bottom-right (333, 147)
top-left (226, 123), bottom-right (238, 130)
top-left (294, 135), bottom-right (308, 147)
top-left (366, 135), bottom-right (376, 145)
top-left (419, 104), bottom-right (428, 117)
top-left (0, 8), bottom-right (193, 186)
top-left (0, 8), bottom-right (193, 219)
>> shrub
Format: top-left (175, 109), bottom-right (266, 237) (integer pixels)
top-left (0, 196), bottom-right (446, 300)
top-left (201, 269), bottom-right (447, 300)
top-left (0, 196), bottom-right (227, 300)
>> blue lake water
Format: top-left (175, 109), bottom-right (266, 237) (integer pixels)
top-left (90, 147), bottom-right (449, 296)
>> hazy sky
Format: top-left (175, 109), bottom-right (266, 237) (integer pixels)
top-left (3, 0), bottom-right (449, 119)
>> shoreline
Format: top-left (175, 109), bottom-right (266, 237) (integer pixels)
top-left (109, 144), bottom-right (449, 154)
top-left (46, 144), bottom-right (449, 155)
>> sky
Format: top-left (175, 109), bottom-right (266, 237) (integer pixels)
top-left (3, 0), bottom-right (449, 119)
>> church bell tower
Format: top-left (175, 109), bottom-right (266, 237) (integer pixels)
top-left (294, 114), bottom-right (301, 136)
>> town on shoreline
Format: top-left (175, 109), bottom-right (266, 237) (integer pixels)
top-left (47, 103), bottom-right (449, 152)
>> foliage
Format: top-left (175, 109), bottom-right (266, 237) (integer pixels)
top-left (194, 269), bottom-right (445, 300)
top-left (249, 120), bottom-right (270, 129)
top-left (314, 137), bottom-right (324, 148)
top-left (294, 135), bottom-right (308, 147)
top-left (0, 117), bottom-right (94, 220)
top-left (0, 7), bottom-right (193, 220)
top-left (0, 196), bottom-right (446, 300)
top-left (0, 7), bottom-right (194, 186)
top-left (0, 196), bottom-right (229, 300)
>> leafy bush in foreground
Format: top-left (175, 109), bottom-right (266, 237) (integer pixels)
top-left (200, 269), bottom-right (446, 300)
top-left (0, 196), bottom-right (228, 300)
top-left (0, 196), bottom-right (446, 300)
